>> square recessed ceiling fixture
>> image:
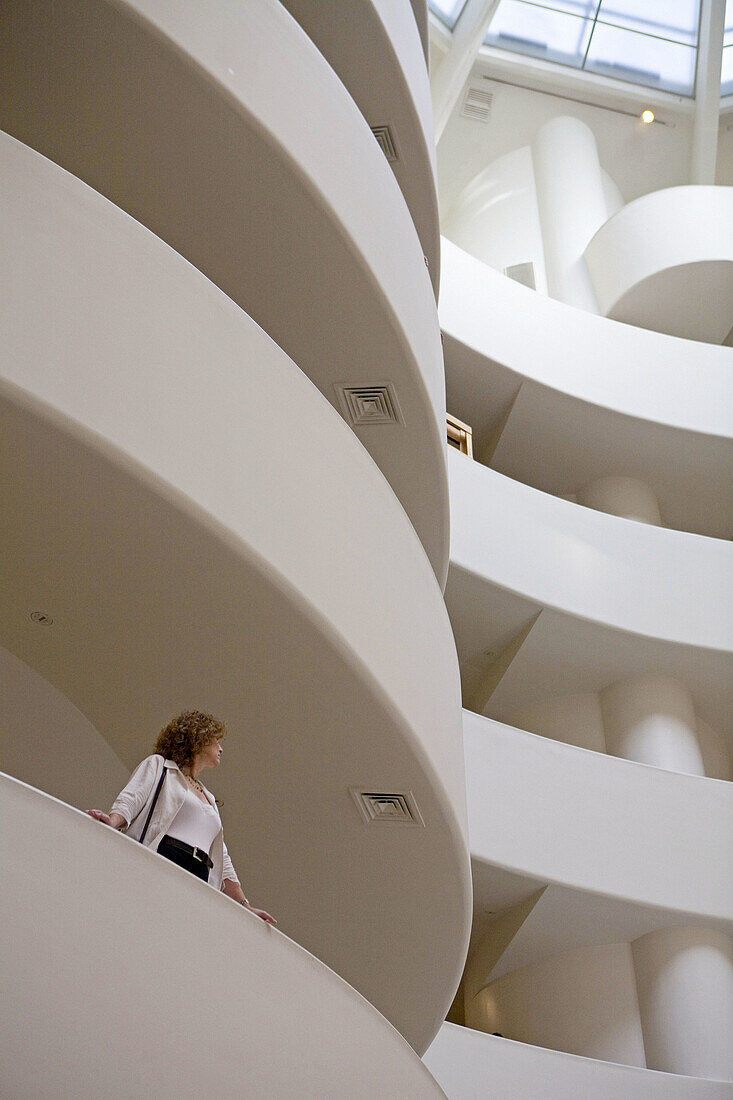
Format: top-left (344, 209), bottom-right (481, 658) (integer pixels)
top-left (350, 788), bottom-right (425, 826)
top-left (334, 383), bottom-right (403, 427)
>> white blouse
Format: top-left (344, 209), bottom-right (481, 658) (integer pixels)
top-left (166, 786), bottom-right (222, 853)
top-left (110, 755), bottom-right (239, 888)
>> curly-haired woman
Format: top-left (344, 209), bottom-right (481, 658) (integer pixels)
top-left (87, 710), bottom-right (275, 924)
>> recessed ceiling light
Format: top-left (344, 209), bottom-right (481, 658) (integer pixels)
top-left (30, 611), bottom-right (54, 625)
top-left (641, 110), bottom-right (655, 124)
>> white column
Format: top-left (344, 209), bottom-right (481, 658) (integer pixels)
top-left (600, 674), bottom-right (705, 776)
top-left (691, 0), bottom-right (726, 184)
top-left (431, 0), bottom-right (501, 142)
top-left (576, 476), bottom-right (662, 525)
top-left (532, 117), bottom-right (606, 313)
top-left (632, 926), bottom-right (733, 1080)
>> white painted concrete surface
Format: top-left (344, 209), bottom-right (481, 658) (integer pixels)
top-left (585, 186), bottom-right (733, 342)
top-left (424, 1022), bottom-right (731, 1099)
top-left (1, 775), bottom-right (448, 1099)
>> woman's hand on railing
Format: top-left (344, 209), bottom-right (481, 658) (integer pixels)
top-left (244, 904), bottom-right (277, 925)
top-left (87, 809), bottom-right (126, 829)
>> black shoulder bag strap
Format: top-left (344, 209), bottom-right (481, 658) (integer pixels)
top-left (138, 763), bottom-right (167, 845)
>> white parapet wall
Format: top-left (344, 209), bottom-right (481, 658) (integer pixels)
top-left (447, 450), bottom-right (733, 758)
top-left (0, 0), bottom-right (450, 583)
top-left (280, 0), bottom-right (440, 291)
top-left (584, 185), bottom-right (733, 343)
top-left (0, 775), bottom-right (448, 1099)
top-left (440, 238), bottom-right (733, 539)
top-left (464, 711), bottom-right (733, 921)
top-left (424, 1023), bottom-right (732, 1099)
top-left (0, 133), bottom-right (471, 1054)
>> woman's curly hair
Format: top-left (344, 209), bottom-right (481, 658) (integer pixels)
top-left (154, 710), bottom-right (227, 768)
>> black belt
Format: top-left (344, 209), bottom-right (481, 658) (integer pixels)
top-left (160, 835), bottom-right (213, 870)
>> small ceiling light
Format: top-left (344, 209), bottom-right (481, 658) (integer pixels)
top-left (30, 611), bottom-right (54, 625)
top-left (641, 110), bottom-right (655, 124)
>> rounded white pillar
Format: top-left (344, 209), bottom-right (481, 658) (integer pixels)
top-left (532, 116), bottom-right (607, 313)
top-left (576, 476), bottom-right (662, 525)
top-left (632, 926), bottom-right (733, 1080)
top-left (600, 674), bottom-right (705, 776)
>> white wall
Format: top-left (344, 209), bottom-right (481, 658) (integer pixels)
top-left (437, 76), bottom-right (695, 220)
top-left (443, 145), bottom-right (548, 294)
top-left (464, 711), bottom-right (733, 921)
top-left (509, 693), bottom-right (606, 753)
top-left (584, 185), bottom-right (733, 343)
top-left (424, 1022), bottom-right (733, 1099)
top-left (0, 644), bottom-right (128, 810)
top-left (467, 943), bottom-right (645, 1066)
top-left (717, 117), bottom-right (733, 185)
top-left (1, 774), bottom-right (447, 1098)
top-left (0, 132), bottom-right (470, 1055)
top-left (448, 451), bottom-right (733, 654)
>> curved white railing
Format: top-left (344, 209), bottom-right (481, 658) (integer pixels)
top-left (465, 712), bottom-right (733, 922)
top-left (424, 1023), bottom-right (732, 1099)
top-left (0, 133), bottom-right (471, 1054)
top-left (0, 774), bottom-right (448, 1098)
top-left (447, 450), bottom-right (733, 744)
top-left (440, 239), bottom-right (733, 539)
top-left (585, 186), bottom-right (733, 343)
top-left (449, 452), bottom-right (732, 653)
top-left (280, 0), bottom-right (440, 292)
top-left (0, 0), bottom-right (449, 581)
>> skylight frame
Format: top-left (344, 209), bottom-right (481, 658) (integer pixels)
top-left (428, 0), bottom-right (470, 31)
top-left (483, 0), bottom-right (704, 98)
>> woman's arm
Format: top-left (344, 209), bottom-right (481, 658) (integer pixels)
top-left (87, 755), bottom-right (161, 832)
top-left (86, 810), bottom-right (127, 829)
top-left (221, 877), bottom-right (276, 924)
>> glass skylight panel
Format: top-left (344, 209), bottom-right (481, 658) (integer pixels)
top-left (596, 0), bottom-right (701, 46)
top-left (428, 0), bottom-right (469, 29)
top-left (484, 0), bottom-right (702, 94)
top-left (510, 0), bottom-right (597, 13)
top-left (485, 1), bottom-right (593, 69)
top-left (722, 47), bottom-right (733, 95)
top-left (585, 21), bottom-right (697, 94)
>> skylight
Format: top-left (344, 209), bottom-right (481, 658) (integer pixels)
top-left (484, 0), bottom-right (702, 96)
top-left (429, 0), bottom-right (469, 31)
top-left (723, 0), bottom-right (733, 95)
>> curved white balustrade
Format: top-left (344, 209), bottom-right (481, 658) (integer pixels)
top-left (0, 775), bottom-right (448, 1098)
top-left (447, 450), bottom-right (733, 748)
top-left (441, 239), bottom-right (733, 539)
top-left (464, 929), bottom-right (733, 1079)
top-left (585, 186), bottom-right (733, 343)
top-left (424, 1023), bottom-right (731, 1100)
top-left (411, 0), bottom-right (430, 63)
top-left (0, 0), bottom-right (449, 582)
top-left (0, 134), bottom-right (471, 1054)
top-left (280, 0), bottom-right (440, 292)
top-left (464, 712), bottom-right (733, 922)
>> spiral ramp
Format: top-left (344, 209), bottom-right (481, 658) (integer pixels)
top-left (424, 239), bottom-right (733, 1096)
top-left (1, 2), bottom-right (732, 1098)
top-left (0, 2), bottom-right (471, 1091)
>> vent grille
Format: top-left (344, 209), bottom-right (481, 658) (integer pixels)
top-left (504, 262), bottom-right (536, 290)
top-left (335, 383), bottom-right (403, 427)
top-left (351, 789), bottom-right (425, 827)
top-left (461, 86), bottom-right (493, 122)
top-left (371, 125), bottom-right (398, 162)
